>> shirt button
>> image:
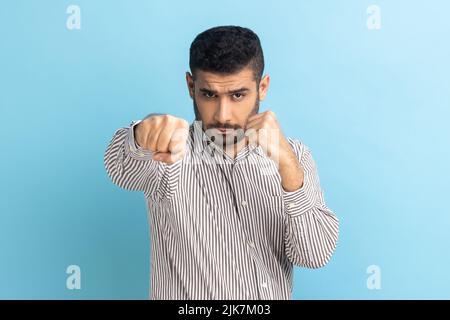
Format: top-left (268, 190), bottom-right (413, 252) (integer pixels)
top-left (241, 200), bottom-right (248, 207)
top-left (248, 241), bottom-right (255, 248)
top-left (286, 203), bottom-right (296, 209)
top-left (261, 282), bottom-right (268, 288)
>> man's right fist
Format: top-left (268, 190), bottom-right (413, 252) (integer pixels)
top-left (134, 114), bottom-right (189, 164)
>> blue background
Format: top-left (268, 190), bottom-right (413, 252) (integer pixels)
top-left (1, 0), bottom-right (449, 299)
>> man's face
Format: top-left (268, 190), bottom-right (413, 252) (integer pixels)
top-left (186, 67), bottom-right (269, 147)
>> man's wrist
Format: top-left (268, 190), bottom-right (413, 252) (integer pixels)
top-left (278, 142), bottom-right (304, 191)
top-left (133, 121), bottom-right (143, 148)
top-left (125, 120), bottom-right (152, 160)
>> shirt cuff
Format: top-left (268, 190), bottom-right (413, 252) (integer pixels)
top-left (282, 181), bottom-right (317, 217)
top-left (124, 120), bottom-right (154, 161)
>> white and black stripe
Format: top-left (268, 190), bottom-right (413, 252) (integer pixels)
top-left (104, 120), bottom-right (339, 299)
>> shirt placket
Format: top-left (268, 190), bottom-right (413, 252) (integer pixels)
top-left (231, 160), bottom-right (275, 299)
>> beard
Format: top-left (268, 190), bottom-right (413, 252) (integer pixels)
top-left (193, 95), bottom-right (260, 148)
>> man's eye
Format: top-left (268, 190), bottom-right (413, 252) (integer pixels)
top-left (203, 92), bottom-right (216, 98)
top-left (233, 93), bottom-right (245, 100)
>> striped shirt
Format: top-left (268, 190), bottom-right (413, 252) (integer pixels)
top-left (104, 119), bottom-right (339, 300)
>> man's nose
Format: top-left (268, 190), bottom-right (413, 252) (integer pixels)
top-left (214, 99), bottom-right (232, 124)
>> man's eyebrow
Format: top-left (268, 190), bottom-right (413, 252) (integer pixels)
top-left (199, 87), bottom-right (250, 94)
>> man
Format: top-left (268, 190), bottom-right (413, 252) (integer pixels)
top-left (104, 26), bottom-right (339, 299)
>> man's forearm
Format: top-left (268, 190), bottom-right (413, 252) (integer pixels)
top-left (278, 143), bottom-right (304, 192)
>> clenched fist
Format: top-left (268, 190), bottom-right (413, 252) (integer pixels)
top-left (134, 114), bottom-right (189, 164)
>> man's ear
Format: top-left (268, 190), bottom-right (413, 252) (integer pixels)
top-left (186, 72), bottom-right (195, 99)
top-left (258, 74), bottom-right (270, 101)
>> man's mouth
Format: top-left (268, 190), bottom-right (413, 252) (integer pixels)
top-left (216, 128), bottom-right (234, 134)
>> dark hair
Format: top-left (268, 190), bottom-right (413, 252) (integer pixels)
top-left (189, 26), bottom-right (264, 82)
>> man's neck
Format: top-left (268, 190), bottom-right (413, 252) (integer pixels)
top-left (221, 138), bottom-right (247, 159)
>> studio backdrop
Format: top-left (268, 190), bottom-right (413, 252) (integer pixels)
top-left (1, 0), bottom-right (449, 299)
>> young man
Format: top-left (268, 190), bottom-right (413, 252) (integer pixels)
top-left (104, 26), bottom-right (339, 299)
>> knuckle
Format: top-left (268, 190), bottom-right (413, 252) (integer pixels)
top-left (148, 116), bottom-right (158, 125)
top-left (179, 119), bottom-right (189, 128)
top-left (146, 117), bottom-right (159, 129)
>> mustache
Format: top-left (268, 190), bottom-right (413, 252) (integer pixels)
top-left (206, 123), bottom-right (243, 130)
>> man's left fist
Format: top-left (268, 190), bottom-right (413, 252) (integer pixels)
top-left (245, 110), bottom-right (291, 164)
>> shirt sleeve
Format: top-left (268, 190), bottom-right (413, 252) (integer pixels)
top-left (282, 138), bottom-right (339, 268)
top-left (103, 120), bottom-right (182, 201)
